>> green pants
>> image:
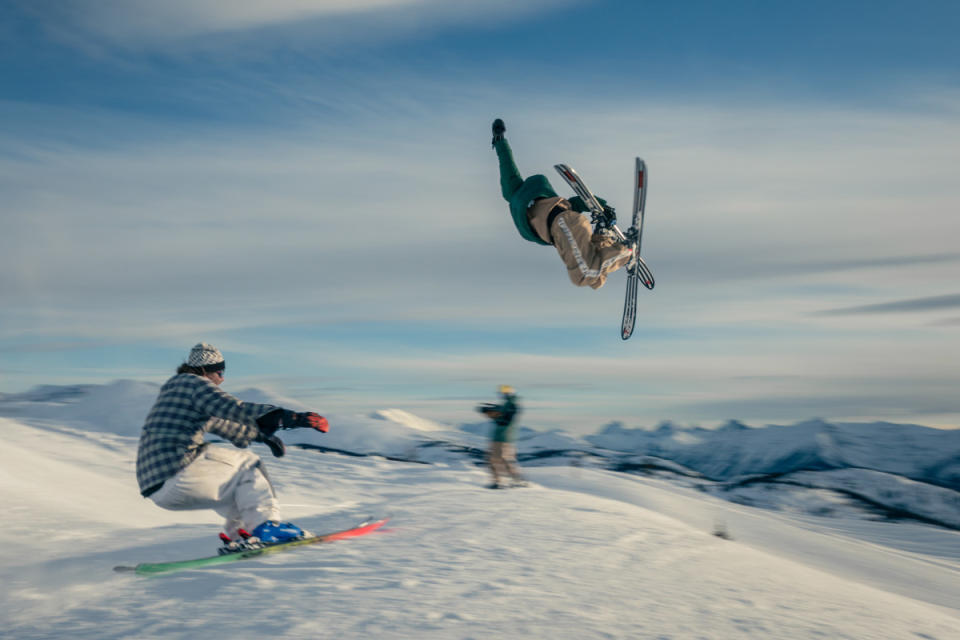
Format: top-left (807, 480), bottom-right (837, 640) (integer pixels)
top-left (495, 139), bottom-right (524, 202)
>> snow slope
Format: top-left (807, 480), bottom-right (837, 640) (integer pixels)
top-left (1, 383), bottom-right (959, 639)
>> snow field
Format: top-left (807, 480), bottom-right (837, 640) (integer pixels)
top-left (1, 418), bottom-right (958, 639)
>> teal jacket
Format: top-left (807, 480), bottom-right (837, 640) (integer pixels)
top-left (488, 396), bottom-right (520, 443)
top-left (508, 178), bottom-right (602, 246)
top-left (495, 137), bottom-right (603, 245)
top-left (508, 175), bottom-right (559, 245)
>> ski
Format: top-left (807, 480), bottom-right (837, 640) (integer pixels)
top-left (114, 517), bottom-right (388, 576)
top-left (553, 160), bottom-right (654, 341)
top-left (621, 158), bottom-right (655, 341)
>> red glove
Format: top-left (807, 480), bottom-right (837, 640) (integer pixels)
top-left (295, 411), bottom-right (329, 433)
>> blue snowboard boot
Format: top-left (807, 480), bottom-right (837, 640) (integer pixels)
top-left (251, 521), bottom-right (307, 544)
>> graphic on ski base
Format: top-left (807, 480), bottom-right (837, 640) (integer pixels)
top-left (114, 517), bottom-right (389, 576)
top-left (553, 158), bottom-right (654, 340)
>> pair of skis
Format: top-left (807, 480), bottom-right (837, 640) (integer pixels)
top-left (554, 158), bottom-right (654, 340)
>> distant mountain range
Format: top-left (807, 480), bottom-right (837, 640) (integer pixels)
top-left (585, 418), bottom-right (960, 490)
top-left (2, 381), bottom-right (958, 529)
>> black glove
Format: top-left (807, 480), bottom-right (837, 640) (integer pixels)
top-left (255, 433), bottom-right (286, 458)
top-left (568, 195), bottom-right (609, 213)
top-left (257, 409), bottom-right (329, 436)
top-left (492, 118), bottom-right (505, 146)
top-left (257, 409), bottom-right (285, 436)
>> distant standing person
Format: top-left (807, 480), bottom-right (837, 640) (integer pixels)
top-left (477, 385), bottom-right (526, 489)
top-left (136, 343), bottom-right (330, 548)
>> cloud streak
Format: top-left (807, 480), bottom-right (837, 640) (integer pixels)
top-left (15, 0), bottom-right (585, 52)
top-left (816, 294), bottom-right (960, 316)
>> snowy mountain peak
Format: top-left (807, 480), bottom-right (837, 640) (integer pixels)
top-left (655, 420), bottom-right (681, 434)
top-left (370, 409), bottom-right (449, 432)
top-left (794, 417), bottom-right (836, 432)
top-left (719, 419), bottom-right (750, 432)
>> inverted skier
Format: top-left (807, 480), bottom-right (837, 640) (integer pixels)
top-left (491, 118), bottom-right (633, 289)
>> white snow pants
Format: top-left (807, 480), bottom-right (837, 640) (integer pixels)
top-left (149, 446), bottom-right (281, 538)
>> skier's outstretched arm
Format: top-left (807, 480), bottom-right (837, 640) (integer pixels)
top-left (256, 409), bottom-right (329, 435)
top-left (492, 118), bottom-right (523, 201)
top-left (251, 409), bottom-right (330, 459)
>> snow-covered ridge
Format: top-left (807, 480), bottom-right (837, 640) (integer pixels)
top-left (2, 381), bottom-right (958, 528)
top-left (587, 418), bottom-right (960, 490)
top-left (369, 408), bottom-right (449, 432)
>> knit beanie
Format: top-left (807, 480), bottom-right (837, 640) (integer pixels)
top-left (187, 343), bottom-right (225, 372)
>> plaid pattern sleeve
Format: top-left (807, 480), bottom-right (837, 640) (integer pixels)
top-left (135, 374), bottom-right (277, 495)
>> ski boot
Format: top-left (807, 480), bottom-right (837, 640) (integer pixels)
top-left (618, 227), bottom-right (639, 268)
top-left (251, 521), bottom-right (309, 544)
top-left (492, 118), bottom-right (506, 147)
top-left (591, 204), bottom-right (617, 231)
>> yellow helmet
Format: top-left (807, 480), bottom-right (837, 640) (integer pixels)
top-left (498, 384), bottom-right (515, 396)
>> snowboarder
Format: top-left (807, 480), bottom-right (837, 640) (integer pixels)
top-left (136, 343), bottom-right (329, 546)
top-left (477, 385), bottom-right (526, 489)
top-left (491, 118), bottom-right (633, 289)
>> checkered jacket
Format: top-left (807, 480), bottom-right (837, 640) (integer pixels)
top-left (136, 373), bottom-right (278, 495)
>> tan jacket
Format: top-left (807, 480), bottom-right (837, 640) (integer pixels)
top-left (528, 198), bottom-right (632, 289)
top-left (526, 196), bottom-right (567, 244)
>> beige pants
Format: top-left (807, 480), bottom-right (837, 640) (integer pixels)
top-left (150, 446), bottom-right (281, 538)
top-left (489, 441), bottom-right (523, 485)
top-left (529, 198), bottom-right (633, 289)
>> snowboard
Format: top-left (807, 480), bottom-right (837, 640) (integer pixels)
top-left (114, 517), bottom-right (388, 576)
top-left (553, 160), bottom-right (654, 340)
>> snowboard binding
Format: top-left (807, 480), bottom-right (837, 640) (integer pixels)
top-left (218, 530), bottom-right (266, 555)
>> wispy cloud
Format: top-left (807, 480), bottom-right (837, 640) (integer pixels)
top-left (816, 294), bottom-right (960, 316)
top-left (673, 390), bottom-right (960, 425)
top-left (15, 0), bottom-right (585, 52)
top-left (41, 0), bottom-right (426, 41)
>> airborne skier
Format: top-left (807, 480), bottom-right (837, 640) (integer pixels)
top-left (491, 118), bottom-right (633, 289)
top-left (136, 343), bottom-right (330, 548)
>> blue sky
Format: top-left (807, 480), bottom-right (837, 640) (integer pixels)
top-left (2, 0), bottom-right (959, 432)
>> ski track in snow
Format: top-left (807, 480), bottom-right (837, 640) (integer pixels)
top-left (2, 418), bottom-right (959, 639)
